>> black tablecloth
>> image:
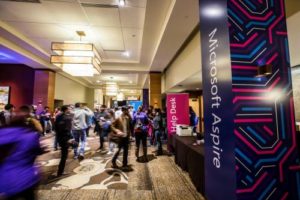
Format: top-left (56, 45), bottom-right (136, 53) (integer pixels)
top-left (170, 134), bottom-right (205, 194)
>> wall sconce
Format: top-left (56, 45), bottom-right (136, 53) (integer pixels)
top-left (256, 64), bottom-right (273, 77)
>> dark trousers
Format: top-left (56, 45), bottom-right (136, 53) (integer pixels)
top-left (8, 185), bottom-right (36, 200)
top-left (112, 137), bottom-right (129, 166)
top-left (135, 131), bottom-right (147, 149)
top-left (155, 129), bottom-right (163, 153)
top-left (57, 141), bottom-right (69, 176)
top-left (99, 130), bottom-right (104, 149)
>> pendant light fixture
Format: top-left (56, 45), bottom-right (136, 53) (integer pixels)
top-left (50, 31), bottom-right (102, 77)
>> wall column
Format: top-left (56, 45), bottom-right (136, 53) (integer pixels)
top-left (199, 0), bottom-right (300, 199)
top-left (149, 72), bottom-right (162, 109)
top-left (33, 70), bottom-right (56, 111)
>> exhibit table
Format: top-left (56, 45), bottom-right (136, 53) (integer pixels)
top-left (171, 134), bottom-right (205, 194)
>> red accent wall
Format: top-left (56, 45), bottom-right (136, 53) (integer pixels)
top-left (0, 64), bottom-right (35, 108)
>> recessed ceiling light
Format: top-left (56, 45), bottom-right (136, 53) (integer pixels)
top-left (196, 88), bottom-right (200, 90)
top-left (96, 80), bottom-right (101, 83)
top-left (129, 81), bottom-right (133, 84)
top-left (119, 0), bottom-right (125, 7)
top-left (123, 51), bottom-right (130, 57)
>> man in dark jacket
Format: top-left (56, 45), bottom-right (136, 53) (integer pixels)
top-left (110, 106), bottom-right (131, 170)
top-left (55, 105), bottom-right (73, 177)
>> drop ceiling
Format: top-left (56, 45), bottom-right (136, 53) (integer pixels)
top-left (0, 0), bottom-right (299, 92)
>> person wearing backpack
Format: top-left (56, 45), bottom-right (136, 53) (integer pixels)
top-left (55, 105), bottom-right (74, 177)
top-left (133, 106), bottom-right (149, 162)
top-left (0, 103), bottom-right (15, 127)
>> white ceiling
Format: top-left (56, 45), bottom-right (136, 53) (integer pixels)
top-left (1, 0), bottom-right (298, 93)
top-left (0, 0), bottom-right (145, 63)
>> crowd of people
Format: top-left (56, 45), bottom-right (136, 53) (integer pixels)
top-left (0, 102), bottom-right (168, 200)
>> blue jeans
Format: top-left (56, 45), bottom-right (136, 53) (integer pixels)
top-left (72, 129), bottom-right (86, 156)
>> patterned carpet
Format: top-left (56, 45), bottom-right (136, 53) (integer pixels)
top-left (37, 134), bottom-right (130, 190)
top-left (36, 133), bottom-right (205, 200)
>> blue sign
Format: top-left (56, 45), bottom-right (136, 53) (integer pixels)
top-left (199, 0), bottom-right (236, 199)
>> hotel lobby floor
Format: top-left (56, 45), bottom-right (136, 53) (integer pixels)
top-left (36, 134), bottom-right (205, 200)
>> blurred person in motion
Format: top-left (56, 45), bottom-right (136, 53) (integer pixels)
top-left (83, 106), bottom-right (94, 137)
top-left (72, 103), bottom-right (89, 160)
top-left (55, 105), bottom-right (74, 177)
top-left (107, 109), bottom-right (116, 154)
top-left (0, 103), bottom-right (15, 127)
top-left (110, 106), bottom-right (131, 170)
top-left (53, 107), bottom-right (61, 151)
top-left (0, 105), bottom-right (45, 200)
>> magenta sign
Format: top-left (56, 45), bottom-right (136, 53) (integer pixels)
top-left (167, 93), bottom-right (190, 136)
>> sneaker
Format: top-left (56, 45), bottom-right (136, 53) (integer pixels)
top-left (106, 151), bottom-right (113, 155)
top-left (78, 154), bottom-right (84, 160)
top-left (111, 163), bottom-right (118, 168)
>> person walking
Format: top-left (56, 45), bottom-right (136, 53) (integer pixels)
top-left (107, 109), bottom-right (116, 155)
top-left (133, 106), bottom-right (149, 162)
top-left (110, 107), bottom-right (131, 170)
top-left (0, 105), bottom-right (46, 200)
top-left (94, 105), bottom-right (108, 150)
top-left (55, 105), bottom-right (73, 176)
top-left (72, 103), bottom-right (89, 160)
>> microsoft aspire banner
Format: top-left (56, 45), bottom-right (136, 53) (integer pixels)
top-left (166, 93), bottom-right (189, 136)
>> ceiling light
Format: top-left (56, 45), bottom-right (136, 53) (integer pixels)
top-left (119, 0), bottom-right (125, 6)
top-left (50, 31), bottom-right (102, 77)
top-left (105, 82), bottom-right (119, 96)
top-left (202, 4), bottom-right (224, 18)
top-left (123, 51), bottom-right (130, 57)
top-left (196, 88), bottom-right (200, 90)
top-left (96, 80), bottom-right (101, 83)
top-left (129, 81), bottom-right (133, 84)
top-left (117, 92), bottom-right (125, 101)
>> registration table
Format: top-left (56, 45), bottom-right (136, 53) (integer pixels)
top-left (170, 134), bottom-right (205, 194)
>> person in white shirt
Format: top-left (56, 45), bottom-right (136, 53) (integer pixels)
top-left (114, 107), bottom-right (122, 119)
top-left (72, 103), bottom-right (90, 160)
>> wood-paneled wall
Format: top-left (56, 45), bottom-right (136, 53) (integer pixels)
top-left (149, 73), bottom-right (162, 109)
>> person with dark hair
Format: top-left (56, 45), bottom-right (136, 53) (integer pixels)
top-left (133, 106), bottom-right (149, 162)
top-left (55, 105), bottom-right (74, 176)
top-left (39, 106), bottom-right (52, 135)
top-left (153, 108), bottom-right (163, 155)
top-left (72, 103), bottom-right (90, 160)
top-left (110, 106), bottom-right (131, 169)
top-left (0, 106), bottom-right (46, 200)
top-left (0, 103), bottom-right (15, 127)
top-left (94, 105), bottom-right (108, 151)
top-left (189, 106), bottom-right (197, 133)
